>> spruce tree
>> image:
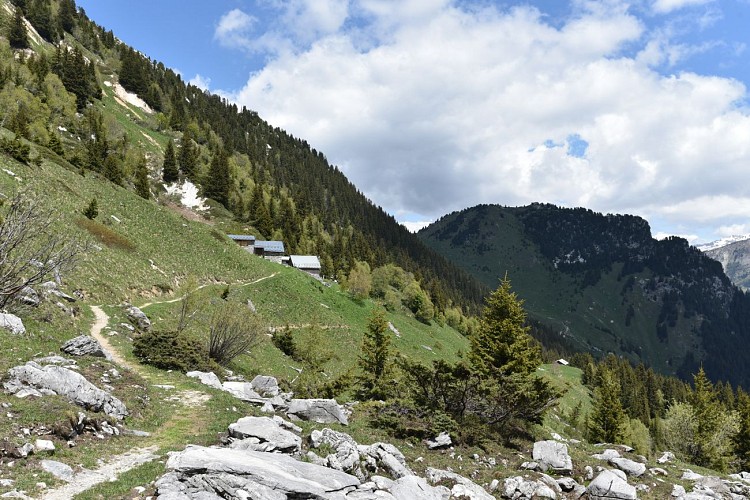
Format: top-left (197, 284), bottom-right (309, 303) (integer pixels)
top-left (469, 275), bottom-right (541, 377)
top-left (134, 156), bottom-right (150, 199)
top-left (588, 368), bottom-right (627, 443)
top-left (48, 132), bottom-right (64, 156)
top-left (83, 197), bottom-right (98, 219)
top-left (204, 148), bottom-right (230, 206)
top-left (357, 308), bottom-right (392, 400)
top-left (57, 0), bottom-right (76, 34)
top-left (8, 8), bottom-right (29, 50)
top-left (27, 0), bottom-right (55, 42)
top-left (162, 139), bottom-right (178, 183)
top-left (178, 131), bottom-right (198, 181)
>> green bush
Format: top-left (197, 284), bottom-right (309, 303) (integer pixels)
top-left (272, 329), bottom-right (297, 358)
top-left (133, 329), bottom-right (219, 373)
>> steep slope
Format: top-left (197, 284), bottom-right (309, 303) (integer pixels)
top-left (700, 237), bottom-right (750, 291)
top-left (419, 203), bottom-right (750, 386)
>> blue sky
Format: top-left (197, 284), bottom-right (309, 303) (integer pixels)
top-left (77, 0), bottom-right (750, 243)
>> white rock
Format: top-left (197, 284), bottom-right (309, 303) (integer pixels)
top-left (658, 451), bottom-right (676, 464)
top-left (227, 416), bottom-right (301, 454)
top-left (286, 398), bottom-right (348, 425)
top-left (0, 314), bottom-right (25, 335)
top-left (389, 475), bottom-right (449, 500)
top-left (186, 371), bottom-right (222, 390)
top-left (609, 457), bottom-right (646, 477)
top-left (533, 440), bottom-right (572, 473)
top-left (426, 432), bottom-right (452, 449)
top-left (34, 439), bottom-right (55, 452)
top-left (40, 460), bottom-right (74, 482)
top-left (587, 469), bottom-right (636, 500)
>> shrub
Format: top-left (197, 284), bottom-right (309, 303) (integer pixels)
top-left (272, 329), bottom-right (297, 358)
top-left (83, 197), bottom-right (98, 220)
top-left (207, 303), bottom-right (263, 366)
top-left (0, 136), bottom-right (30, 164)
top-left (133, 329), bottom-right (218, 373)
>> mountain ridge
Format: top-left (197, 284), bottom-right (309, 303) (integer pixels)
top-left (418, 203), bottom-right (750, 386)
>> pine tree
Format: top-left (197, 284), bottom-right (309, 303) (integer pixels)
top-left (27, 0), bottom-right (56, 42)
top-left (469, 275), bottom-right (541, 377)
top-left (48, 132), bottom-right (64, 156)
top-left (103, 155), bottom-right (123, 185)
top-left (204, 148), bottom-right (230, 206)
top-left (57, 0), bottom-right (76, 34)
top-left (588, 368), bottom-right (627, 443)
top-left (162, 139), bottom-right (178, 183)
top-left (178, 131), bottom-right (198, 181)
top-left (134, 155), bottom-right (150, 199)
top-left (735, 389), bottom-right (750, 470)
top-left (83, 197), bottom-right (98, 220)
top-left (357, 308), bottom-right (392, 400)
top-left (249, 183), bottom-right (272, 236)
top-left (8, 7), bottom-right (29, 49)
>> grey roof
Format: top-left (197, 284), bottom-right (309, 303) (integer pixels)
top-left (290, 255), bottom-right (321, 269)
top-left (255, 240), bottom-right (285, 253)
top-left (228, 234), bottom-right (256, 241)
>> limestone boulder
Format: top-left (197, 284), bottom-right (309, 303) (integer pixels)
top-left (250, 375), bottom-right (280, 397)
top-left (389, 475), bottom-right (450, 500)
top-left (424, 467), bottom-right (494, 500)
top-left (502, 476), bottom-right (557, 499)
top-left (61, 335), bottom-right (107, 358)
top-left (286, 398), bottom-right (349, 425)
top-left (426, 431), bottom-right (452, 450)
top-left (609, 457), bottom-right (646, 477)
top-left (4, 361), bottom-right (128, 419)
top-left (160, 445), bottom-right (360, 498)
top-left (125, 305), bottom-right (151, 331)
top-left (0, 313), bottom-right (25, 335)
top-left (587, 469), bottom-right (636, 500)
top-left (186, 371), bottom-right (222, 390)
top-left (533, 440), bottom-right (573, 474)
top-left (227, 416), bottom-right (301, 454)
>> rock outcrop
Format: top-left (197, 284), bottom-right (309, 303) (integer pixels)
top-left (532, 440), bottom-right (572, 474)
top-left (587, 469), bottom-right (637, 500)
top-left (61, 335), bottom-right (107, 358)
top-left (287, 398), bottom-right (349, 425)
top-left (4, 361), bottom-right (128, 419)
top-left (227, 416), bottom-right (302, 454)
top-left (0, 313), bottom-right (25, 335)
top-left (125, 305), bottom-right (151, 331)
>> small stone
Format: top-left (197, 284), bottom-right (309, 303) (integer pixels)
top-left (34, 439), bottom-right (55, 452)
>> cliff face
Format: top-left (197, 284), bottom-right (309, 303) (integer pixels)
top-left (704, 239), bottom-right (750, 291)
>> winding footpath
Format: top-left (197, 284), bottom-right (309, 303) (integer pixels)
top-left (40, 272), bottom-right (281, 498)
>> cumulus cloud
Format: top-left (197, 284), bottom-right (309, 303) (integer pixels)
top-left (214, 9), bottom-right (257, 50)
top-left (652, 0), bottom-right (715, 14)
top-left (188, 74), bottom-right (211, 91)
top-left (224, 0), bottom-right (750, 239)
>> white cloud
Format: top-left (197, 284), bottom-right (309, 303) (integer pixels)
top-left (652, 0), bottom-right (715, 14)
top-left (214, 9), bottom-right (257, 50)
top-left (189, 74), bottom-right (211, 91)
top-left (401, 220), bottom-right (433, 233)
top-left (717, 224), bottom-right (750, 237)
top-left (226, 1), bottom-right (750, 236)
top-left (654, 231), bottom-right (700, 242)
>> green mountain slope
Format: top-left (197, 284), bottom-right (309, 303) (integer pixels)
top-left (419, 203), bottom-right (750, 386)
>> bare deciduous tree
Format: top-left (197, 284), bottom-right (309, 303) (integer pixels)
top-left (207, 302), bottom-right (263, 366)
top-left (0, 194), bottom-right (84, 309)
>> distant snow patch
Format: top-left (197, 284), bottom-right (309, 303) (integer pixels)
top-left (166, 181), bottom-right (208, 211)
top-left (697, 235), bottom-right (750, 252)
top-left (113, 82), bottom-right (153, 114)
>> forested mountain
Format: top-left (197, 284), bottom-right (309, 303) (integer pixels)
top-left (418, 203), bottom-right (750, 387)
top-left (0, 0), bottom-right (487, 315)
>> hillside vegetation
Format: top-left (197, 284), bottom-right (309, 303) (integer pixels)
top-left (419, 203), bottom-right (750, 387)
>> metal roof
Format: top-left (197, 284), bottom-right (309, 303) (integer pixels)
top-left (227, 234), bottom-right (256, 241)
top-left (290, 255), bottom-right (321, 269)
top-left (255, 240), bottom-right (285, 253)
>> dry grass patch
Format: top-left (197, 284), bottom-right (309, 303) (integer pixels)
top-left (76, 218), bottom-right (137, 252)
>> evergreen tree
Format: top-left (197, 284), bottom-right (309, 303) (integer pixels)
top-left (48, 131), bottom-right (64, 156)
top-left (102, 155), bottom-right (123, 185)
top-left (27, 0), bottom-right (56, 42)
top-left (469, 275), bottom-right (541, 377)
top-left (735, 389), bottom-right (750, 470)
top-left (8, 7), bottom-right (29, 49)
top-left (178, 131), bottom-right (198, 180)
top-left (588, 368), bottom-right (627, 443)
top-left (83, 197), bottom-right (98, 219)
top-left (357, 308), bottom-right (393, 400)
top-left (57, 0), bottom-right (76, 34)
top-left (134, 155), bottom-right (150, 199)
top-left (161, 139), bottom-right (178, 183)
top-left (249, 183), bottom-right (272, 236)
top-left (204, 148), bottom-right (230, 206)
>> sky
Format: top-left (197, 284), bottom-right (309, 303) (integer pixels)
top-left (76, 0), bottom-right (750, 243)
